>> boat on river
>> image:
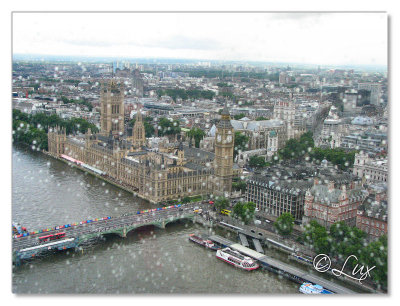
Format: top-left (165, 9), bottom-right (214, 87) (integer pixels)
top-left (216, 247), bottom-right (259, 271)
top-left (189, 234), bottom-right (220, 250)
top-left (299, 282), bottom-right (334, 294)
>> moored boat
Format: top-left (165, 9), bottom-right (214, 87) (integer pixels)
top-left (189, 234), bottom-right (220, 250)
top-left (299, 282), bottom-right (334, 294)
top-left (216, 247), bottom-right (259, 271)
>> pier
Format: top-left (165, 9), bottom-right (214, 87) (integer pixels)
top-left (238, 233), bottom-right (249, 247)
top-left (209, 235), bottom-right (355, 294)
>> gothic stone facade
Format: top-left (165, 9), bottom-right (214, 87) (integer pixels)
top-left (48, 80), bottom-right (237, 203)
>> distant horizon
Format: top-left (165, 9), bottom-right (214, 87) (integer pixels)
top-left (13, 13), bottom-right (387, 70)
top-left (12, 53), bottom-right (387, 72)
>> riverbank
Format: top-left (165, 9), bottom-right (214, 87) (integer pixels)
top-left (211, 214), bottom-right (380, 293)
top-left (42, 150), bottom-right (155, 203)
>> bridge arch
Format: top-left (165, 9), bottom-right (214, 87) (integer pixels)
top-left (163, 215), bottom-right (194, 228)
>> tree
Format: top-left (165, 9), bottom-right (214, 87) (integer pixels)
top-left (248, 155), bottom-right (266, 168)
top-left (329, 222), bottom-right (367, 260)
top-left (214, 197), bottom-right (229, 212)
top-left (310, 147), bottom-right (356, 170)
top-left (274, 213), bottom-right (295, 236)
top-left (60, 96), bottom-right (93, 111)
top-left (157, 88), bottom-right (215, 101)
top-left (234, 131), bottom-right (249, 158)
top-left (359, 235), bottom-right (387, 290)
top-left (233, 114), bottom-right (245, 120)
top-left (255, 116), bottom-right (268, 121)
top-left (186, 127), bottom-right (206, 148)
top-left (182, 196), bottom-right (191, 204)
top-left (158, 117), bottom-right (181, 140)
top-left (232, 179), bottom-right (247, 193)
top-left (12, 110), bottom-right (97, 151)
top-left (232, 201), bottom-right (256, 224)
top-left (232, 202), bottom-right (244, 219)
top-left (303, 220), bottom-right (331, 254)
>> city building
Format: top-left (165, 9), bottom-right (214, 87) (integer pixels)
top-left (358, 83), bottom-right (382, 105)
top-left (100, 79), bottom-right (125, 137)
top-left (303, 179), bottom-right (367, 228)
top-left (214, 104), bottom-right (235, 197)
top-left (353, 152), bottom-right (388, 183)
top-left (246, 174), bottom-right (312, 221)
top-left (356, 191), bottom-right (387, 239)
top-left (47, 79), bottom-right (239, 204)
top-left (245, 163), bottom-right (360, 221)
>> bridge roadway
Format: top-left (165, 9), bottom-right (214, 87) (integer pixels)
top-left (13, 202), bottom-right (208, 252)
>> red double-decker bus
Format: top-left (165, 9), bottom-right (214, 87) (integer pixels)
top-left (38, 232), bottom-right (66, 243)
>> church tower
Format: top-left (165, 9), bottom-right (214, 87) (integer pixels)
top-left (177, 141), bottom-right (184, 166)
top-left (48, 125), bottom-right (66, 156)
top-left (100, 79), bottom-right (125, 137)
top-left (132, 109), bottom-right (146, 149)
top-left (214, 102), bottom-right (235, 197)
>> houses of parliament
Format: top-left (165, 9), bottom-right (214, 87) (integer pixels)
top-left (47, 79), bottom-right (240, 203)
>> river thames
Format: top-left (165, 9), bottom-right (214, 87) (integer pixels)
top-left (12, 145), bottom-right (299, 294)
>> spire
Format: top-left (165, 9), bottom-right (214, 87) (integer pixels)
top-left (221, 100), bottom-right (230, 117)
top-left (218, 100), bottom-right (232, 129)
top-left (136, 108), bottom-right (143, 122)
top-left (178, 140), bottom-right (183, 151)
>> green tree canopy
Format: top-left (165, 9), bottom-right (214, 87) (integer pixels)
top-left (186, 127), bottom-right (206, 148)
top-left (232, 201), bottom-right (256, 224)
top-left (234, 131), bottom-right (249, 158)
top-left (359, 235), bottom-right (387, 290)
top-left (214, 197), bottom-right (230, 212)
top-left (157, 88), bottom-right (215, 102)
top-left (248, 155), bottom-right (267, 168)
top-left (12, 109), bottom-right (98, 151)
top-left (157, 117), bottom-right (181, 138)
top-left (60, 96), bottom-right (93, 111)
top-left (329, 222), bottom-right (367, 260)
top-left (232, 179), bottom-right (247, 193)
top-left (303, 220), bottom-right (331, 254)
top-left (274, 212), bottom-right (295, 236)
top-left (233, 113), bottom-right (246, 120)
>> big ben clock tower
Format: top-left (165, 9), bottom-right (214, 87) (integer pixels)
top-left (214, 102), bottom-right (235, 197)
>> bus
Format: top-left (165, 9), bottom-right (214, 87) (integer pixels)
top-left (221, 209), bottom-right (231, 216)
top-left (38, 232), bottom-right (66, 243)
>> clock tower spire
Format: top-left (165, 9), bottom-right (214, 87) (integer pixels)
top-left (214, 101), bottom-right (235, 197)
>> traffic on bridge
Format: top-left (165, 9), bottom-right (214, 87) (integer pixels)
top-left (13, 201), bottom-right (213, 264)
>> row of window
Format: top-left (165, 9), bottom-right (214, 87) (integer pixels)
top-left (359, 225), bottom-right (386, 236)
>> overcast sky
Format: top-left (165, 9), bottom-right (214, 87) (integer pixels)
top-left (12, 12), bottom-right (387, 66)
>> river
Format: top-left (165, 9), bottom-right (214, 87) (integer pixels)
top-left (12, 145), bottom-right (299, 294)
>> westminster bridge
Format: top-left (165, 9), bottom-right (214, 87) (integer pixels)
top-left (13, 202), bottom-right (209, 264)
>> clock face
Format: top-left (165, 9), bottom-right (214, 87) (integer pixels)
top-left (217, 135), bottom-right (222, 143)
top-left (226, 135), bottom-right (232, 143)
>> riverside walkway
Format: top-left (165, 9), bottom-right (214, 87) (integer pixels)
top-left (209, 235), bottom-right (355, 294)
